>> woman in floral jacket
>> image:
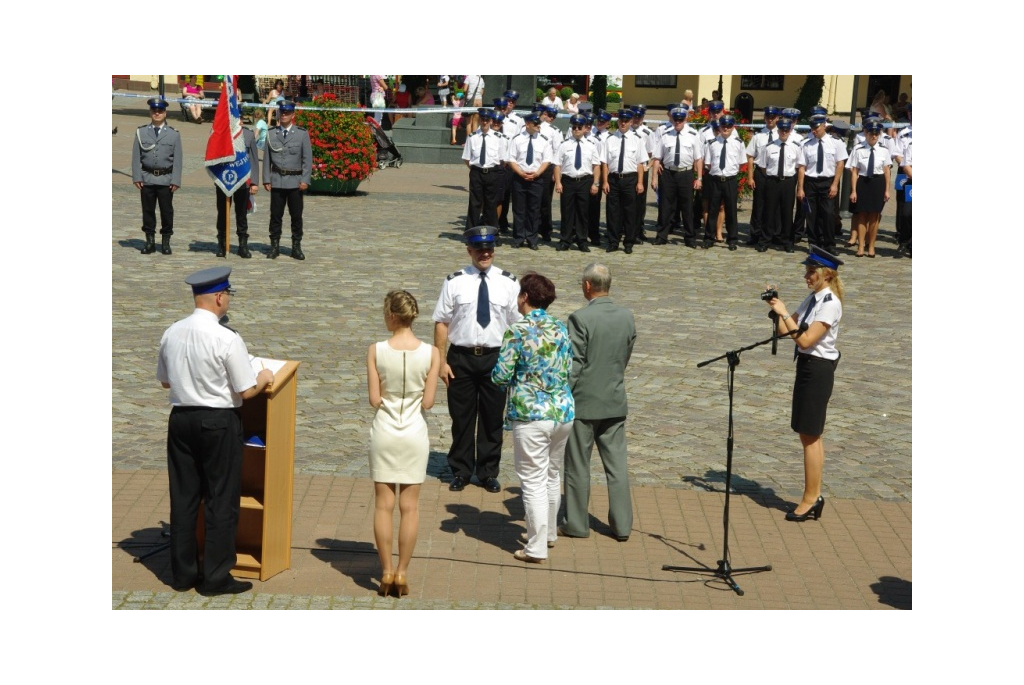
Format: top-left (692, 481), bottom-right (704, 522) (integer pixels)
top-left (491, 272), bottom-right (574, 563)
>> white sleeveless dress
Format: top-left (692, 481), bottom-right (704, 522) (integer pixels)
top-left (369, 341), bottom-right (432, 483)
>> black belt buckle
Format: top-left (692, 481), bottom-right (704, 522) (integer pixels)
top-left (471, 346), bottom-right (486, 355)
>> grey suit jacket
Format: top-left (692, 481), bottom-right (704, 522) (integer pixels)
top-left (264, 125), bottom-right (312, 188)
top-left (567, 296), bottom-right (636, 420)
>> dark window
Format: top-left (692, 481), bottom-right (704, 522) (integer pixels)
top-left (741, 76), bottom-right (785, 91)
top-left (634, 75), bottom-right (678, 88)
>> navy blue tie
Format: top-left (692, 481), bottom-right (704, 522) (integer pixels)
top-left (477, 272), bottom-right (490, 329)
top-left (574, 139), bottom-right (582, 170)
top-left (816, 139), bottom-right (824, 174)
top-left (719, 139), bottom-right (727, 170)
top-left (865, 146), bottom-right (875, 179)
top-left (778, 142), bottom-right (786, 177)
top-left (674, 133), bottom-right (680, 167)
top-left (526, 136), bottom-right (534, 165)
top-left (480, 134), bottom-right (487, 166)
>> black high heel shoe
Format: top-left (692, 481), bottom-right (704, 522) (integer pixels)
top-left (785, 496), bottom-right (825, 522)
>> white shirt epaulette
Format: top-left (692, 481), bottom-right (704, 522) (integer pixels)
top-left (500, 270), bottom-right (517, 281)
top-left (447, 270), bottom-right (466, 281)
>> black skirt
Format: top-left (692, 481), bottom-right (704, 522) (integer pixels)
top-left (855, 174), bottom-right (886, 214)
top-left (791, 354), bottom-right (838, 437)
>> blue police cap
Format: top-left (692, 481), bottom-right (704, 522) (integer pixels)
top-left (764, 105), bottom-right (781, 116)
top-left (492, 111), bottom-right (505, 123)
top-left (279, 101), bottom-right (296, 113)
top-left (782, 107), bottom-right (800, 119)
top-left (631, 103), bottom-right (647, 115)
top-left (531, 103), bottom-right (545, 113)
top-left (667, 102), bottom-right (681, 112)
top-left (616, 108), bottom-right (635, 120)
top-left (464, 225), bottom-right (498, 247)
top-left (863, 120), bottom-right (884, 134)
top-left (670, 107), bottom-right (689, 121)
top-left (584, 113), bottom-right (595, 125)
top-left (147, 97), bottom-right (168, 110)
top-left (523, 112), bottom-right (541, 124)
top-left (185, 266), bottom-right (232, 295)
top-left (504, 90), bottom-right (520, 101)
top-left (811, 106), bottom-right (827, 116)
top-left (710, 119), bottom-right (720, 129)
top-left (596, 109), bottom-right (612, 123)
top-left (719, 114), bottom-right (736, 127)
top-left (569, 114), bottom-right (587, 127)
top-left (541, 104), bottom-right (558, 116)
top-left (776, 118), bottom-right (793, 131)
top-left (493, 97), bottom-right (508, 108)
top-left (708, 100), bottom-right (724, 112)
top-left (801, 245), bottom-right (844, 270)
top-left (809, 114), bottom-right (828, 127)
top-left (830, 120), bottom-right (850, 134)
top-left (477, 107), bottom-right (494, 119)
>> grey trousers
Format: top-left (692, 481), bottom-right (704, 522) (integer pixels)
top-left (560, 417), bottom-right (632, 538)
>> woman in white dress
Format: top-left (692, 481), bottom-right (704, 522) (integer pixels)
top-left (366, 290), bottom-right (441, 597)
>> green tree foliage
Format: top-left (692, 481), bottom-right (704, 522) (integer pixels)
top-left (590, 75), bottom-right (607, 111)
top-left (793, 76), bottom-right (825, 120)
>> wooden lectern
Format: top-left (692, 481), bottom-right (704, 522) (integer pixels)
top-left (198, 360), bottom-right (300, 582)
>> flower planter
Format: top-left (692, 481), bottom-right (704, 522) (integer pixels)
top-left (309, 178), bottom-right (361, 195)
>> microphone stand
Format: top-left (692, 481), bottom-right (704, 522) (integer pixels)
top-left (663, 323), bottom-right (803, 595)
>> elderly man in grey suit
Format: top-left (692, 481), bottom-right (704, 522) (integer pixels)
top-left (559, 263), bottom-right (637, 541)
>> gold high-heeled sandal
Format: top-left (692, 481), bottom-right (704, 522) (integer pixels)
top-left (393, 573), bottom-right (409, 597)
top-left (377, 572), bottom-right (394, 597)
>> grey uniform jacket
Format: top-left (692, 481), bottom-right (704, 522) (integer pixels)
top-left (567, 297), bottom-right (637, 420)
top-left (241, 127), bottom-right (260, 188)
top-left (263, 126), bottom-right (312, 189)
top-left (132, 125), bottom-right (183, 187)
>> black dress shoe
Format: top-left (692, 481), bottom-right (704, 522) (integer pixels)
top-left (728, 243), bottom-right (737, 251)
top-left (624, 245), bottom-right (633, 254)
top-left (529, 244), bottom-right (539, 251)
top-left (702, 239), bottom-right (712, 249)
top-left (615, 535), bottom-right (630, 542)
top-left (556, 244), bottom-right (570, 251)
top-left (197, 578), bottom-right (253, 596)
top-left (654, 238), bottom-right (668, 245)
top-left (578, 244), bottom-right (591, 252)
top-left (171, 578), bottom-right (199, 592)
top-left (605, 245), bottom-right (618, 253)
top-left (449, 476), bottom-right (467, 491)
top-left (482, 477), bottom-right (501, 493)
top-left (518, 240), bottom-right (530, 249)
top-left (785, 496), bottom-right (825, 522)
top-left (160, 235), bottom-right (172, 255)
top-left (785, 245), bottom-right (794, 253)
top-left (756, 245), bottom-right (768, 252)
top-left (684, 240), bottom-right (696, 249)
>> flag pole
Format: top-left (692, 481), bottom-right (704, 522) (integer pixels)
top-left (225, 194), bottom-right (232, 253)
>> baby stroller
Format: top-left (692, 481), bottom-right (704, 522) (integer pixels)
top-left (364, 115), bottom-right (403, 169)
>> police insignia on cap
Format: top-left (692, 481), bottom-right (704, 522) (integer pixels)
top-left (148, 97), bottom-right (168, 110)
top-left (463, 226), bottom-right (498, 247)
top-left (801, 245), bottom-right (844, 270)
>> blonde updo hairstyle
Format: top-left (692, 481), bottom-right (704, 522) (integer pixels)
top-left (384, 290), bottom-right (419, 327)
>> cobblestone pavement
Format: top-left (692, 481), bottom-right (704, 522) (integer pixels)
top-left (111, 101), bottom-right (911, 609)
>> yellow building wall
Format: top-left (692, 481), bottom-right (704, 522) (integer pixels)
top-left (620, 75), bottom-right (703, 109)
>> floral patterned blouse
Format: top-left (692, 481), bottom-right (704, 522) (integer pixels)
top-left (491, 309), bottom-right (575, 428)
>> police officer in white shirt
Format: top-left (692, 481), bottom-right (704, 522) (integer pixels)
top-left (797, 114), bottom-right (849, 253)
top-left (758, 118), bottom-right (801, 252)
top-left (507, 112), bottom-right (553, 249)
top-left (157, 266), bottom-right (275, 595)
top-left (495, 96), bottom-right (521, 233)
top-left (554, 114), bottom-right (601, 252)
top-left (892, 103), bottom-right (912, 252)
top-left (602, 108), bottom-right (649, 254)
top-left (702, 114), bottom-right (747, 249)
top-left (651, 107), bottom-right (704, 248)
top-left (587, 110), bottom-right (613, 246)
top-left (433, 227), bottom-right (521, 493)
top-left (463, 108), bottom-right (505, 229)
top-left (538, 104), bottom-right (563, 242)
top-left (630, 104), bottom-right (656, 243)
top-left (746, 105), bottom-right (782, 247)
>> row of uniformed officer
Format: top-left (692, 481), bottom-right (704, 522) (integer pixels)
top-left (132, 98), bottom-right (183, 255)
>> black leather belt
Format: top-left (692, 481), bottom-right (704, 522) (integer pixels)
top-left (273, 165), bottom-right (303, 176)
top-left (144, 167), bottom-right (173, 176)
top-left (667, 166), bottom-right (693, 173)
top-left (451, 345), bottom-right (499, 356)
top-left (609, 171), bottom-right (637, 178)
top-left (709, 175), bottom-right (736, 181)
top-left (473, 166), bottom-right (500, 173)
top-left (767, 175), bottom-right (794, 180)
top-left (563, 174), bottom-right (593, 181)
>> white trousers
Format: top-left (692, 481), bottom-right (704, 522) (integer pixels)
top-left (512, 420), bottom-right (572, 559)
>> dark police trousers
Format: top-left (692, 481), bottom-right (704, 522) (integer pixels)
top-left (704, 175), bottom-right (739, 243)
top-left (141, 184), bottom-right (174, 235)
top-left (606, 172), bottom-right (638, 248)
top-left (217, 186), bottom-right (251, 238)
top-left (559, 175), bottom-right (593, 247)
top-left (167, 406), bottom-right (244, 589)
top-left (445, 346), bottom-right (505, 481)
top-left (269, 187), bottom-right (304, 239)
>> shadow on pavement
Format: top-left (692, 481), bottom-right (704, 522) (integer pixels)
top-left (311, 539), bottom-right (380, 592)
top-left (871, 575), bottom-right (911, 609)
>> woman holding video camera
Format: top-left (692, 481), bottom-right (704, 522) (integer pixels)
top-left (765, 246), bottom-right (844, 522)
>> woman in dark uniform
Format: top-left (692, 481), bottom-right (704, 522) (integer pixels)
top-left (765, 246), bottom-right (845, 522)
top-left (848, 120), bottom-right (891, 257)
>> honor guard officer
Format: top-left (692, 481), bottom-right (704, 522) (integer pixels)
top-left (263, 101), bottom-right (312, 260)
top-left (432, 227), bottom-right (521, 493)
top-left (538, 104), bottom-right (563, 242)
top-left (602, 108), bottom-right (649, 254)
top-left (554, 114), bottom-right (601, 252)
top-left (758, 117), bottom-right (800, 252)
top-left (746, 105), bottom-right (782, 247)
top-left (630, 104), bottom-right (656, 243)
top-left (587, 109), bottom-right (613, 247)
top-left (215, 124), bottom-right (260, 258)
top-left (132, 97), bottom-right (182, 255)
top-left (463, 108), bottom-right (505, 229)
top-left (702, 114), bottom-right (747, 250)
top-left (797, 114), bottom-right (848, 253)
top-left (506, 112), bottom-right (552, 249)
top-left (157, 266), bottom-right (275, 595)
top-left (651, 107), bottom-right (704, 248)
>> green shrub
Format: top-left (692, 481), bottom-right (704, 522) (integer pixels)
top-left (590, 76), bottom-right (607, 111)
top-left (606, 91), bottom-right (622, 104)
top-left (560, 86), bottom-right (573, 102)
top-left (536, 88), bottom-right (545, 103)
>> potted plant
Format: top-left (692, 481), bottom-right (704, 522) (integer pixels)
top-left (295, 93), bottom-right (376, 195)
